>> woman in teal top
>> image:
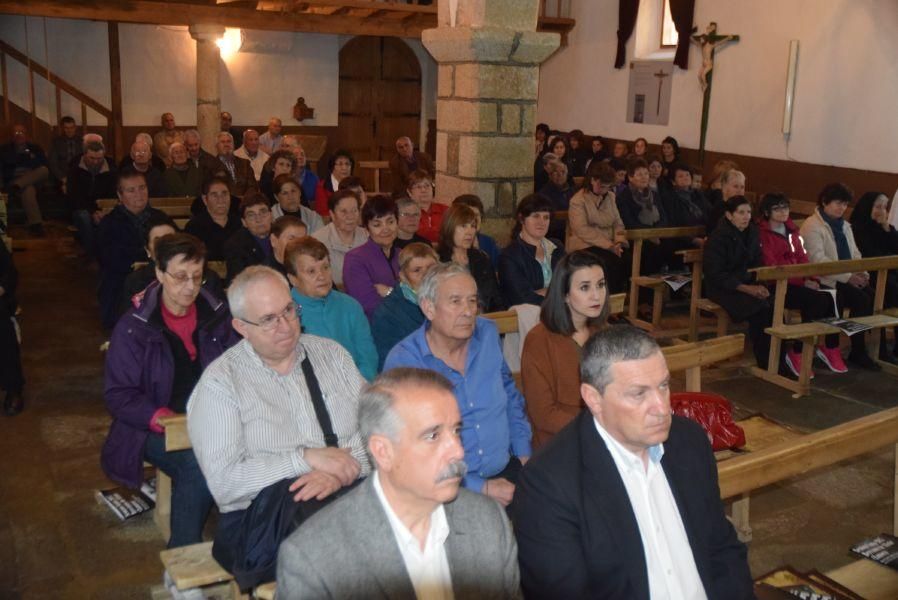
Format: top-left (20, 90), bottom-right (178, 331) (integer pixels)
top-left (285, 236), bottom-right (378, 380)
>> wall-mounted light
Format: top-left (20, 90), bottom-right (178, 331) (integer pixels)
top-left (782, 40), bottom-right (799, 137)
top-left (216, 28), bottom-right (243, 58)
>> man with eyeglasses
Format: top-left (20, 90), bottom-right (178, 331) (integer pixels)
top-left (96, 170), bottom-right (167, 329)
top-left (223, 192), bottom-right (275, 284)
top-left (188, 265), bottom-right (371, 591)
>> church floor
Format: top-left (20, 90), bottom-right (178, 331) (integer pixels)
top-left (0, 223), bottom-right (893, 598)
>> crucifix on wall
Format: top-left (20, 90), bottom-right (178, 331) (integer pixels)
top-left (626, 61), bottom-right (674, 125)
top-left (691, 22), bottom-right (740, 164)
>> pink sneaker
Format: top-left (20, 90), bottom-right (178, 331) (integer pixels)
top-left (816, 346), bottom-right (848, 373)
top-left (785, 349), bottom-right (815, 379)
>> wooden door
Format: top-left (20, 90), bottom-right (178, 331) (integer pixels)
top-left (338, 36), bottom-right (422, 193)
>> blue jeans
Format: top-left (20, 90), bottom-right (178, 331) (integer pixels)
top-left (72, 209), bottom-right (96, 257)
top-left (144, 432), bottom-right (214, 548)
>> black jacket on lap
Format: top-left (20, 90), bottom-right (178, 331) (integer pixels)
top-left (498, 235), bottom-right (565, 306)
top-left (438, 247), bottom-right (506, 313)
top-left (185, 210), bottom-right (242, 261)
top-left (223, 228), bottom-right (269, 284)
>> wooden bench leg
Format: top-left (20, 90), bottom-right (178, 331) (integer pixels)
top-left (894, 443), bottom-right (898, 536)
top-left (230, 580), bottom-right (250, 599)
top-left (797, 337), bottom-right (816, 396)
top-left (154, 470), bottom-right (171, 542)
top-left (651, 286), bottom-right (664, 328)
top-left (730, 495), bottom-right (752, 543)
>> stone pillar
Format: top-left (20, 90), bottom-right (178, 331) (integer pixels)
top-left (422, 0), bottom-right (559, 220)
top-left (189, 24), bottom-right (225, 154)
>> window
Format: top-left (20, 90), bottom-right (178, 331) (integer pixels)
top-left (661, 0), bottom-right (678, 48)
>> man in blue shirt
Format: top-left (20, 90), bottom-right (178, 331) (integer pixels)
top-left (384, 262), bottom-right (531, 507)
top-left (282, 135), bottom-right (319, 207)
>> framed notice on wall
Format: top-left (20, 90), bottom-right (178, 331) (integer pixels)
top-left (626, 61), bottom-right (673, 125)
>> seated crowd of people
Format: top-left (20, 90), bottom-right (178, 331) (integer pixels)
top-left (7, 113), bottom-right (898, 598)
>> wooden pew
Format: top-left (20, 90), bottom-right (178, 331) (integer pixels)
top-left (678, 247), bottom-right (731, 342)
top-left (96, 196), bottom-right (194, 219)
top-left (625, 225), bottom-right (705, 334)
top-left (718, 405), bottom-right (898, 563)
top-left (750, 256), bottom-right (898, 397)
top-left (357, 160), bottom-right (390, 194)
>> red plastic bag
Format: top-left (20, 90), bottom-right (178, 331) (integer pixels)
top-left (671, 392), bottom-right (746, 451)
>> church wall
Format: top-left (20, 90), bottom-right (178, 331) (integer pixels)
top-left (537, 0), bottom-right (898, 178)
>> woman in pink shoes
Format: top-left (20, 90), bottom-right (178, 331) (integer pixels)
top-left (758, 193), bottom-right (845, 375)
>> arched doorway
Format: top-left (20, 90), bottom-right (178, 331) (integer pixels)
top-left (337, 36), bottom-right (422, 192)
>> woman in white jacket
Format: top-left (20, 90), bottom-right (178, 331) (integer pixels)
top-left (799, 183), bottom-right (879, 371)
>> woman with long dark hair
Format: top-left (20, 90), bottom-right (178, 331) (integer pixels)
top-left (521, 250), bottom-right (609, 447)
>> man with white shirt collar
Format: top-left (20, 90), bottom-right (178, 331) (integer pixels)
top-left (234, 128), bottom-right (269, 181)
top-left (277, 367), bottom-right (522, 600)
top-left (513, 325), bottom-right (753, 600)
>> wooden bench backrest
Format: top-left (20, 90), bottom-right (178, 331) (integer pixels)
top-left (718, 405), bottom-right (898, 499)
top-left (751, 255), bottom-right (898, 281)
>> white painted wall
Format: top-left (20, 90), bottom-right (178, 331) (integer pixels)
top-left (536, 0), bottom-right (898, 174)
top-left (0, 15), bottom-right (437, 137)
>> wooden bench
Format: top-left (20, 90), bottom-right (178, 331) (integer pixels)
top-left (357, 160), bottom-right (390, 194)
top-left (718, 405), bottom-right (898, 569)
top-left (750, 256), bottom-right (898, 397)
top-left (97, 196), bottom-right (194, 221)
top-left (678, 248), bottom-right (732, 342)
top-left (626, 226), bottom-right (705, 335)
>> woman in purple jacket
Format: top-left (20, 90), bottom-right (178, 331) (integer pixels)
top-left (100, 233), bottom-right (240, 548)
top-left (343, 195), bottom-right (401, 318)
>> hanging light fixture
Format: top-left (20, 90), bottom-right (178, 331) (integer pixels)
top-left (216, 28), bottom-right (243, 58)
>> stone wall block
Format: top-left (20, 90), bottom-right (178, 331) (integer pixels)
top-left (437, 99), bottom-right (497, 133)
top-left (515, 180), bottom-right (534, 202)
top-left (453, 0), bottom-right (539, 31)
top-left (435, 131), bottom-right (448, 172)
top-left (457, 136), bottom-right (533, 179)
top-left (447, 134), bottom-right (460, 176)
top-left (520, 103), bottom-right (537, 136)
top-left (510, 31), bottom-right (562, 65)
top-left (453, 64), bottom-right (539, 100)
top-left (423, 28), bottom-right (517, 64)
top-left (497, 182), bottom-right (516, 216)
top-left (500, 104), bottom-right (522, 135)
top-left (435, 174), bottom-right (496, 210)
top-left (437, 65), bottom-right (454, 98)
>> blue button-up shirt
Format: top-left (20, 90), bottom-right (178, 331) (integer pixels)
top-left (384, 317), bottom-right (532, 492)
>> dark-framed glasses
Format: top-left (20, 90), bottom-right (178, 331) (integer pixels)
top-left (240, 302), bottom-right (301, 332)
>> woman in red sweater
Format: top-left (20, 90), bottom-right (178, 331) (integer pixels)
top-left (314, 149), bottom-right (354, 216)
top-left (758, 193), bottom-right (844, 376)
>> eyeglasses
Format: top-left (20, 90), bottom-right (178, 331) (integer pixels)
top-left (240, 302), bottom-right (301, 332)
top-left (164, 271), bottom-right (205, 287)
top-left (399, 211), bottom-right (421, 218)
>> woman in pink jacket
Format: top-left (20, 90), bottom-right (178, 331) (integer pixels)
top-left (758, 193), bottom-right (843, 377)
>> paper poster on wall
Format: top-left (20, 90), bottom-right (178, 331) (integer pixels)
top-left (626, 61), bottom-right (673, 125)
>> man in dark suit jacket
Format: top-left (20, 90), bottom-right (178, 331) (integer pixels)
top-left (514, 325), bottom-right (753, 600)
top-left (389, 136), bottom-right (435, 195)
top-left (209, 131), bottom-right (258, 199)
top-left (277, 367), bottom-right (521, 599)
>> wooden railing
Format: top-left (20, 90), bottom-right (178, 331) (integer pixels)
top-left (0, 39), bottom-right (111, 135)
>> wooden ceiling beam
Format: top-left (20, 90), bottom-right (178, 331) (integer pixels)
top-left (0, 0), bottom-right (434, 37)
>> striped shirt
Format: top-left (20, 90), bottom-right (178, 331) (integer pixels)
top-left (187, 334), bottom-right (371, 513)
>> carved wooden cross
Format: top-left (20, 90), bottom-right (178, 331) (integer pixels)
top-left (690, 22), bottom-right (741, 164)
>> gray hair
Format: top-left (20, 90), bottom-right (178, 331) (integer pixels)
top-left (168, 141), bottom-right (185, 155)
top-left (358, 368), bottom-right (455, 447)
top-left (183, 129), bottom-right (200, 141)
top-left (547, 159), bottom-right (568, 176)
top-left (720, 169), bottom-right (745, 186)
top-left (135, 132), bottom-right (153, 146)
top-left (227, 265), bottom-right (289, 320)
top-left (217, 131), bottom-right (234, 143)
top-left (541, 152), bottom-right (558, 166)
top-left (82, 133), bottom-right (103, 150)
top-left (84, 139), bottom-right (105, 154)
top-left (396, 197), bottom-right (419, 212)
top-left (282, 135), bottom-right (301, 149)
top-left (580, 325), bottom-right (661, 394)
top-left (417, 262), bottom-right (471, 308)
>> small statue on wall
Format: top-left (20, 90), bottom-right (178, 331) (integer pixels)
top-left (293, 97), bottom-right (315, 122)
top-left (692, 22), bottom-right (740, 93)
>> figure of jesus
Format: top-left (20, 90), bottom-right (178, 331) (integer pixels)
top-left (692, 22), bottom-right (740, 93)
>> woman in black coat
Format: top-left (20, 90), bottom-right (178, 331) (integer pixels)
top-left (437, 204), bottom-right (506, 312)
top-left (703, 196), bottom-right (774, 368)
top-left (499, 194), bottom-right (565, 306)
top-left (850, 191), bottom-right (898, 358)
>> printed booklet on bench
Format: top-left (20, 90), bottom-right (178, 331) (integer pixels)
top-left (851, 533), bottom-right (898, 571)
top-left (95, 471), bottom-right (157, 521)
top-left (815, 317), bottom-right (873, 336)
